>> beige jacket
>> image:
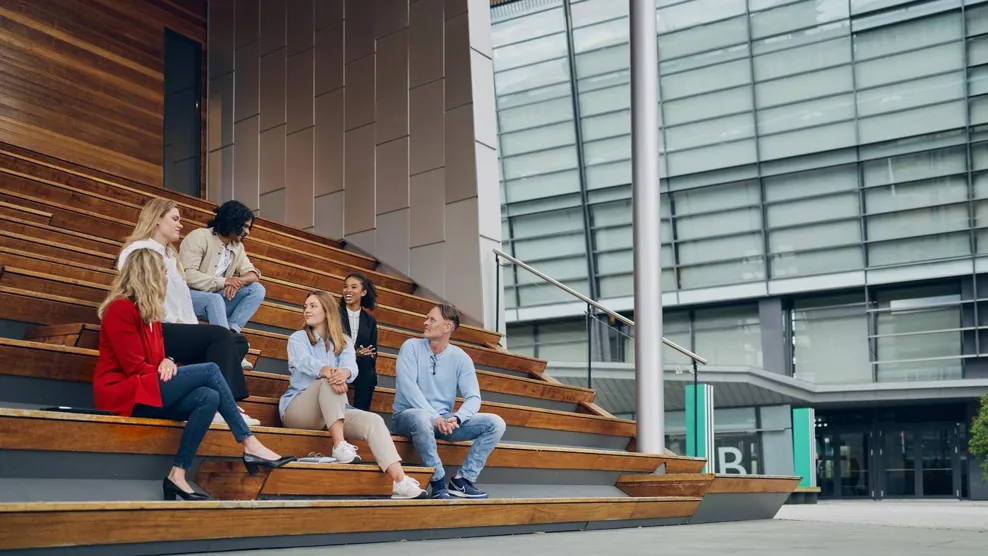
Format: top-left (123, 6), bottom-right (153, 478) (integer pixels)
top-left (179, 227), bottom-right (261, 293)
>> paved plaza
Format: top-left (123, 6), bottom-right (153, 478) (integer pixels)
top-left (192, 500), bottom-right (988, 556)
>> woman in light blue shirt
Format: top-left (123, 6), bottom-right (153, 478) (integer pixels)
top-left (279, 291), bottom-right (426, 499)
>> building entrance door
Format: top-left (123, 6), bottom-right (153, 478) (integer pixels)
top-left (876, 423), bottom-right (963, 498)
top-left (817, 429), bottom-right (873, 498)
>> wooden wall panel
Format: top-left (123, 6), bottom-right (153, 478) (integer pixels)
top-left (0, 0), bottom-right (206, 188)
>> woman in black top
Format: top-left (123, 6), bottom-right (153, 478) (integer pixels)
top-left (340, 273), bottom-right (378, 411)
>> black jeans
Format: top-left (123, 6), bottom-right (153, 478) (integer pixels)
top-left (351, 362), bottom-right (377, 411)
top-left (161, 323), bottom-right (249, 401)
top-left (132, 362), bottom-right (251, 469)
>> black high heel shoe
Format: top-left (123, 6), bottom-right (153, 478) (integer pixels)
top-left (243, 453), bottom-right (296, 475)
top-left (162, 478), bottom-right (211, 501)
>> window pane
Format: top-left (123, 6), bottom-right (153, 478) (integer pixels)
top-left (502, 146), bottom-right (579, 180)
top-left (769, 220), bottom-right (861, 252)
top-left (586, 160), bottom-right (632, 188)
top-left (581, 110), bottom-right (630, 140)
top-left (657, 0), bottom-right (746, 33)
top-left (757, 93), bottom-right (855, 134)
top-left (753, 20), bottom-right (850, 55)
top-left (580, 84), bottom-right (630, 116)
top-left (499, 97), bottom-right (573, 133)
top-left (663, 86), bottom-right (752, 127)
top-left (759, 121), bottom-right (856, 160)
top-left (857, 101), bottom-right (966, 145)
top-left (862, 146), bottom-right (967, 186)
top-left (771, 246), bottom-right (865, 277)
top-left (864, 176), bottom-right (968, 214)
top-left (658, 16), bottom-right (749, 60)
top-left (572, 0), bottom-right (629, 27)
top-left (753, 37), bottom-right (851, 81)
top-left (854, 42), bottom-right (963, 89)
top-left (755, 66), bottom-right (854, 107)
top-left (750, 0), bottom-right (850, 40)
top-left (792, 295), bottom-right (870, 383)
top-left (679, 233), bottom-right (763, 265)
top-left (677, 208), bottom-right (762, 241)
top-left (504, 171), bottom-right (581, 203)
top-left (764, 164), bottom-right (858, 202)
top-left (856, 73), bottom-right (965, 118)
top-left (867, 232), bottom-right (971, 265)
top-left (496, 58), bottom-right (570, 96)
top-left (500, 122), bottom-right (576, 156)
top-left (512, 234), bottom-right (587, 259)
top-left (667, 140), bottom-right (757, 175)
top-left (492, 7), bottom-right (566, 46)
top-left (576, 43), bottom-right (629, 78)
top-left (693, 306), bottom-right (763, 367)
top-left (671, 180), bottom-right (761, 214)
top-left (866, 204), bottom-right (969, 241)
top-left (494, 33), bottom-right (568, 71)
top-left (768, 193), bottom-right (859, 227)
top-left (666, 113), bottom-right (755, 150)
top-left (661, 59), bottom-right (751, 100)
top-left (573, 17), bottom-right (628, 53)
top-left (511, 207), bottom-right (585, 238)
top-left (852, 12), bottom-right (962, 60)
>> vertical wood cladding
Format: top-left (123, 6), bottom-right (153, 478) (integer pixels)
top-left (0, 0), bottom-right (206, 187)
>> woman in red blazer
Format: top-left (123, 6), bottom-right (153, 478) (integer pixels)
top-left (93, 248), bottom-right (294, 501)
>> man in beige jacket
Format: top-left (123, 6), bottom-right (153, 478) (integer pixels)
top-left (179, 200), bottom-right (265, 370)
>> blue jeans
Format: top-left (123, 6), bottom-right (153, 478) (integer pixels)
top-left (391, 409), bottom-right (506, 483)
top-left (132, 362), bottom-right (252, 469)
top-left (190, 282), bottom-right (265, 333)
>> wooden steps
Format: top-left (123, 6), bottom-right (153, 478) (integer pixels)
top-left (0, 145), bottom-right (376, 265)
top-left (0, 276), bottom-right (543, 374)
top-left (0, 200), bottom-right (49, 224)
top-left (195, 461), bottom-right (435, 500)
top-left (0, 496), bottom-right (700, 553)
top-left (0, 210), bottom-right (501, 346)
top-left (0, 408), bottom-right (702, 474)
top-left (0, 339), bottom-right (629, 447)
top-left (617, 473), bottom-right (801, 524)
top-left (0, 183), bottom-right (414, 293)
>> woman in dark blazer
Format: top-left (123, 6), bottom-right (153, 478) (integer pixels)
top-left (340, 273), bottom-right (378, 411)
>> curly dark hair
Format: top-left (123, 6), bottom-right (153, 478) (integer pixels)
top-left (207, 200), bottom-right (254, 238)
top-left (341, 273), bottom-right (377, 311)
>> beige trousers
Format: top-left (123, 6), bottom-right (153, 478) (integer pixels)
top-left (282, 379), bottom-right (401, 472)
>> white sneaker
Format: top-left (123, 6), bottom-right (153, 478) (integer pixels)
top-left (392, 476), bottom-right (428, 500)
top-left (332, 441), bottom-right (362, 464)
top-left (238, 407), bottom-right (261, 427)
top-left (241, 357), bottom-right (254, 370)
top-left (211, 412), bottom-right (226, 425)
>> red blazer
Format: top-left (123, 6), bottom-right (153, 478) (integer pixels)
top-left (93, 298), bottom-right (164, 416)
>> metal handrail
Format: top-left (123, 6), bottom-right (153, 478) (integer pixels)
top-left (494, 248), bottom-right (708, 365)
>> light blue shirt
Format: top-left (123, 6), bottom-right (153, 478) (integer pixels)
top-left (392, 338), bottom-right (481, 423)
top-left (279, 330), bottom-right (358, 419)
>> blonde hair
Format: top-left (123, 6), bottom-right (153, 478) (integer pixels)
top-left (303, 290), bottom-right (346, 356)
top-left (98, 248), bottom-right (166, 323)
top-left (124, 198), bottom-right (184, 276)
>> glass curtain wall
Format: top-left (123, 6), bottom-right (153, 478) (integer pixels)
top-left (493, 0), bottom-right (988, 310)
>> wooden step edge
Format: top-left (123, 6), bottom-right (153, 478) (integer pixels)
top-left (0, 245), bottom-right (115, 274)
top-left (0, 230), bottom-right (116, 262)
top-left (0, 495), bottom-right (702, 513)
top-left (279, 461), bottom-right (434, 473)
top-left (0, 146), bottom-right (360, 255)
top-left (707, 475), bottom-right (802, 494)
top-left (0, 188), bottom-right (135, 228)
top-left (0, 213), bottom-right (119, 247)
top-left (0, 336), bottom-right (93, 354)
top-left (0, 285), bottom-right (99, 307)
top-left (617, 473), bottom-right (714, 484)
top-left (3, 266), bottom-right (109, 290)
top-left (0, 200), bottom-right (50, 219)
top-left (252, 252), bottom-right (427, 301)
top-left (0, 190), bottom-right (395, 288)
top-left (0, 407), bottom-right (673, 460)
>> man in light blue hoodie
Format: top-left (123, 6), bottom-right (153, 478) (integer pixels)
top-left (391, 304), bottom-right (506, 499)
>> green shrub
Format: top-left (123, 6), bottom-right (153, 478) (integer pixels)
top-left (972, 394), bottom-right (988, 481)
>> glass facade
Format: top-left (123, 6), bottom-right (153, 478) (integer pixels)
top-left (493, 0), bottom-right (988, 383)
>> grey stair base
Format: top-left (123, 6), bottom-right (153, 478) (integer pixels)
top-left (689, 492), bottom-right (792, 524)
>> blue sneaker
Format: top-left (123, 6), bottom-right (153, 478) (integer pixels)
top-left (430, 478), bottom-right (450, 499)
top-left (448, 476), bottom-right (489, 499)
